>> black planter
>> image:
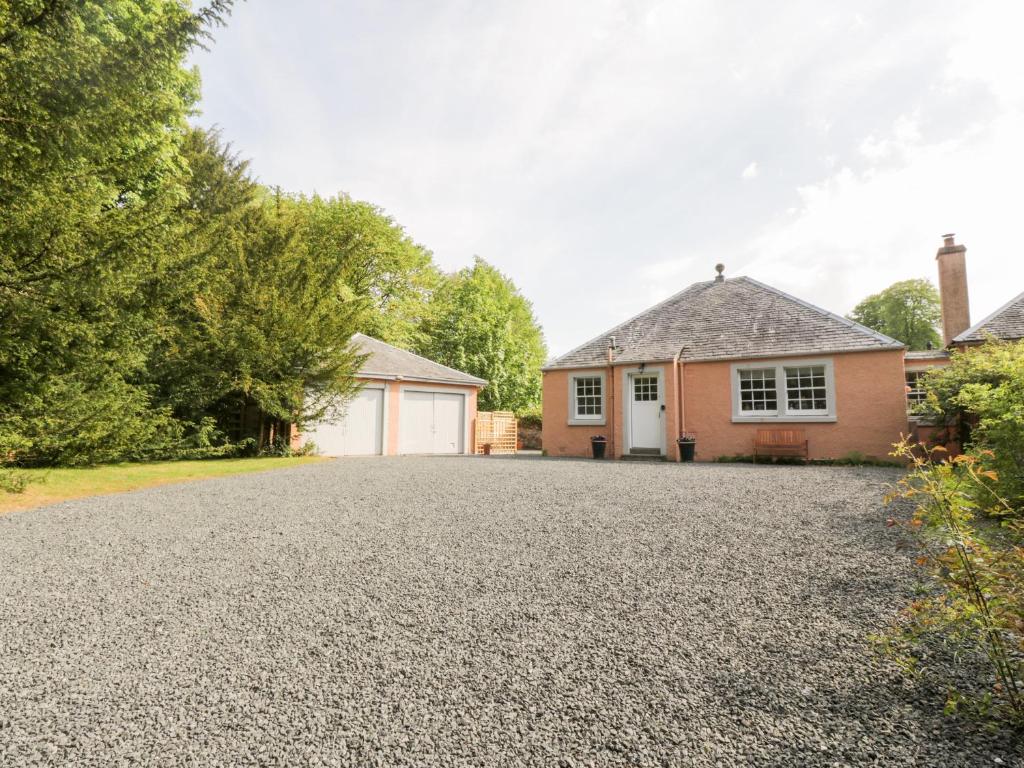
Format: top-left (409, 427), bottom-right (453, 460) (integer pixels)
top-left (590, 437), bottom-right (608, 459)
top-left (677, 439), bottom-right (696, 462)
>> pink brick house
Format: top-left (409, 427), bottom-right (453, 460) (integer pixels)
top-left (542, 235), bottom-right (1021, 462)
top-left (542, 268), bottom-right (908, 461)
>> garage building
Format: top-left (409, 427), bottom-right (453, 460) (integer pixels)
top-left (299, 334), bottom-right (486, 456)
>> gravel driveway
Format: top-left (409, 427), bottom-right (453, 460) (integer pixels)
top-left (0, 457), bottom-right (1019, 766)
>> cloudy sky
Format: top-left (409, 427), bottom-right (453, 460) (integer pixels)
top-left (190, 0), bottom-right (1023, 355)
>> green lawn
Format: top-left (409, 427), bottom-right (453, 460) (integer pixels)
top-left (0, 456), bottom-right (329, 515)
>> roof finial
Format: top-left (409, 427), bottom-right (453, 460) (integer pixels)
top-left (714, 263), bottom-right (725, 282)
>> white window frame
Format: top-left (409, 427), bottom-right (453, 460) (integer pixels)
top-left (735, 367), bottom-right (779, 416)
top-left (730, 359), bottom-right (836, 423)
top-left (905, 370), bottom-right (928, 407)
top-left (568, 371), bottom-right (606, 426)
top-left (904, 363), bottom-right (945, 423)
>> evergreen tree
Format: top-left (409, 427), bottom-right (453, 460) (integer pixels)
top-left (0, 1), bottom-right (234, 465)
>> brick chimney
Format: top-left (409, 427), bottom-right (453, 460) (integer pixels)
top-left (936, 233), bottom-right (970, 346)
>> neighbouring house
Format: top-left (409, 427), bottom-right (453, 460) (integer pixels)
top-left (542, 234), bottom-right (1020, 462)
top-left (298, 334), bottom-right (486, 456)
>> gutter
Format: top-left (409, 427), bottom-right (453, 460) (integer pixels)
top-left (672, 345), bottom-right (905, 365)
top-left (607, 340), bottom-right (616, 459)
top-left (357, 371), bottom-right (488, 387)
top-left (673, 348), bottom-right (685, 460)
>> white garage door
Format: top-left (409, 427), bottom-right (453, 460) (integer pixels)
top-left (303, 387), bottom-right (384, 456)
top-left (399, 390), bottom-right (465, 454)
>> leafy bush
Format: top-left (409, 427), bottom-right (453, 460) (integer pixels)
top-left (517, 405), bottom-right (542, 431)
top-left (883, 440), bottom-right (1024, 723)
top-left (0, 469), bottom-right (28, 494)
top-left (914, 340), bottom-right (1024, 510)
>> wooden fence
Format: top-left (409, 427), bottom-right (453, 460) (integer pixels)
top-left (475, 411), bottom-right (517, 455)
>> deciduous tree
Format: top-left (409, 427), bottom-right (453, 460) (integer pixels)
top-left (418, 258), bottom-right (546, 413)
top-left (848, 279), bottom-right (942, 350)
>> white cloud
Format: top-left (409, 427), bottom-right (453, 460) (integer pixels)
top-left (190, 0), bottom-right (1024, 355)
top-left (739, 2), bottom-right (1024, 323)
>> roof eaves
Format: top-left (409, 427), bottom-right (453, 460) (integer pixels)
top-left (359, 370), bottom-right (487, 386)
top-left (542, 357), bottom-right (676, 372)
top-left (678, 345), bottom-right (906, 364)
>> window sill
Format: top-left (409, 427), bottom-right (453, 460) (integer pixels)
top-left (568, 418), bottom-right (606, 427)
top-left (732, 415), bottom-right (837, 424)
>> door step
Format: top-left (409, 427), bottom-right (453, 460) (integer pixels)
top-left (620, 453), bottom-right (667, 462)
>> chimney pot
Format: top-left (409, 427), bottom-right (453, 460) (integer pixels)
top-left (943, 233), bottom-right (956, 247)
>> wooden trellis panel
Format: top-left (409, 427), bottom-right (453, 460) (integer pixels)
top-left (475, 411), bottom-right (518, 454)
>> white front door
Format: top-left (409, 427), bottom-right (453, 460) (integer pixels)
top-left (629, 373), bottom-right (662, 451)
top-left (304, 387), bottom-right (384, 456)
top-left (399, 390), bottom-right (466, 454)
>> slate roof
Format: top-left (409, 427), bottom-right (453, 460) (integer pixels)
top-left (544, 276), bottom-right (904, 370)
top-left (953, 290), bottom-right (1024, 344)
top-left (353, 334), bottom-right (487, 386)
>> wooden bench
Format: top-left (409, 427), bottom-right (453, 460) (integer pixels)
top-left (753, 429), bottom-right (808, 463)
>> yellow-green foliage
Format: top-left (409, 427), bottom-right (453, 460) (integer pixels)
top-left (884, 440), bottom-right (1024, 724)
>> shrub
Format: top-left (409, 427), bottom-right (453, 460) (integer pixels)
top-left (915, 339), bottom-right (1024, 510)
top-left (0, 469), bottom-right (28, 494)
top-left (883, 439), bottom-right (1024, 724)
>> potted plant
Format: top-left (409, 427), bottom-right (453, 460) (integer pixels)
top-left (590, 435), bottom-right (608, 459)
top-left (676, 432), bottom-right (697, 462)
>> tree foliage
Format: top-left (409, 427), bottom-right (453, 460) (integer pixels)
top-left (299, 194), bottom-right (438, 349)
top-left (0, 0), bottom-right (234, 466)
top-left (849, 279), bottom-right (942, 350)
top-left (419, 258), bottom-right (547, 413)
top-left (148, 131), bottom-right (367, 436)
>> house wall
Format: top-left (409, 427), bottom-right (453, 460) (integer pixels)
top-left (542, 362), bottom-right (679, 459)
top-left (542, 349), bottom-right (908, 461)
top-left (684, 350), bottom-right (907, 461)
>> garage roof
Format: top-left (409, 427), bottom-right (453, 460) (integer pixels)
top-left (353, 334), bottom-right (487, 387)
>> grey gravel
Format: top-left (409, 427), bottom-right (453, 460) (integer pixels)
top-left (0, 457), bottom-right (1020, 767)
